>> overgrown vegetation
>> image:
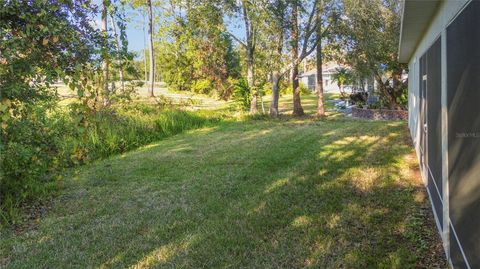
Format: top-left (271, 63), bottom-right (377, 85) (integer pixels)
top-left (1, 0), bottom-right (98, 223)
top-left (153, 1), bottom-right (241, 98)
top-left (0, 102), bottom-right (218, 224)
top-left (0, 0), bottom-right (220, 223)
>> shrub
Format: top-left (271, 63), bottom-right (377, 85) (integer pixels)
top-left (396, 86), bottom-right (408, 110)
top-left (232, 78), bottom-right (251, 111)
top-left (1, 104), bottom-right (66, 223)
top-left (280, 82), bottom-right (311, 95)
top-left (216, 77), bottom-right (237, 100)
top-left (191, 79), bottom-right (214, 95)
top-left (367, 101), bottom-right (383, 109)
top-left (349, 92), bottom-right (368, 104)
top-left (299, 82), bottom-right (311, 95)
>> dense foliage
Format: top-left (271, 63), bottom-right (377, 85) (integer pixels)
top-left (337, 0), bottom-right (407, 109)
top-left (156, 1), bottom-right (241, 99)
top-left (0, 0), bottom-right (100, 223)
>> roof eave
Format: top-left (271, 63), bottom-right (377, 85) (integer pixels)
top-left (398, 0), bottom-right (441, 63)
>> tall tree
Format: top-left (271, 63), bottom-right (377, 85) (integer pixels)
top-left (291, 0), bottom-right (302, 115)
top-left (109, 13), bottom-right (124, 92)
top-left (266, 0), bottom-right (320, 117)
top-left (315, 0), bottom-right (325, 117)
top-left (269, 48), bottom-right (284, 117)
top-left (227, 0), bottom-right (258, 114)
top-left (146, 0), bottom-right (155, 97)
top-left (142, 11), bottom-right (148, 85)
top-left (101, 0), bottom-right (110, 105)
top-left (290, 0), bottom-right (320, 116)
top-left (155, 0), bottom-right (240, 97)
top-left (268, 0), bottom-right (288, 117)
top-left (243, 1), bottom-right (257, 114)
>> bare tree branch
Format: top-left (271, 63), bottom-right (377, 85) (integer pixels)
top-left (227, 32), bottom-right (247, 48)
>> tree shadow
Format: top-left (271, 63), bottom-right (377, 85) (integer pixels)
top-left (0, 119), bottom-right (446, 268)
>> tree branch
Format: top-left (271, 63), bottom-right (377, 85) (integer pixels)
top-left (227, 32), bottom-right (247, 48)
top-left (299, 0), bottom-right (319, 59)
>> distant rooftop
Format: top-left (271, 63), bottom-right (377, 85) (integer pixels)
top-left (300, 62), bottom-right (349, 77)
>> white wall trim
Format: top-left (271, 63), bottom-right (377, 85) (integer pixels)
top-left (450, 223), bottom-right (472, 269)
top-left (440, 27), bottom-right (450, 265)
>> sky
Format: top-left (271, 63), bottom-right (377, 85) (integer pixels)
top-left (91, 0), bottom-right (246, 55)
top-left (124, 9), bottom-right (146, 52)
top-left (121, 7), bottom-right (245, 54)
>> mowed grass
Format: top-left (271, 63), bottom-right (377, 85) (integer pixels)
top-left (0, 113), bottom-right (446, 268)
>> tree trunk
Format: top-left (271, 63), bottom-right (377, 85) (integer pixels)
top-left (291, 0), bottom-right (304, 116)
top-left (147, 0), bottom-right (155, 98)
top-left (292, 66), bottom-right (304, 115)
top-left (109, 13), bottom-right (124, 93)
top-left (101, 0), bottom-right (110, 105)
top-left (260, 91), bottom-right (265, 114)
top-left (316, 0), bottom-right (325, 117)
top-left (143, 12), bottom-right (148, 86)
top-left (270, 14), bottom-right (284, 118)
top-left (270, 71), bottom-right (281, 117)
top-left (241, 0), bottom-right (257, 115)
top-left (374, 75), bottom-right (397, 110)
top-left (247, 55), bottom-right (257, 114)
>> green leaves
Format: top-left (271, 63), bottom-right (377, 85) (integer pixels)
top-left (0, 0), bottom-right (106, 223)
top-left (152, 0), bottom-right (240, 95)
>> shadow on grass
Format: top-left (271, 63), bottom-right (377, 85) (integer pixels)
top-left (0, 118), bottom-right (446, 268)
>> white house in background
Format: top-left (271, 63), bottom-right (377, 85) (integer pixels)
top-left (399, 1), bottom-right (480, 268)
top-left (299, 62), bottom-right (347, 93)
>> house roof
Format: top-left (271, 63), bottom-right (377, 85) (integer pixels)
top-left (300, 62), bottom-right (348, 77)
top-left (398, 0), bottom-right (441, 63)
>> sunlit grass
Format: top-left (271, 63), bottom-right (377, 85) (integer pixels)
top-left (55, 83), bottom-right (230, 111)
top-left (0, 112), bottom-right (446, 268)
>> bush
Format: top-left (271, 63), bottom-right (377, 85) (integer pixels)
top-left (349, 92), bottom-right (368, 105)
top-left (232, 78), bottom-right (251, 111)
top-left (367, 101), bottom-right (383, 109)
top-left (0, 103), bottom-right (217, 225)
top-left (262, 82), bottom-right (273, 96)
top-left (299, 82), bottom-right (311, 95)
top-left (279, 82), bottom-right (311, 95)
top-left (1, 104), bottom-right (66, 223)
top-left (191, 79), bottom-right (214, 95)
top-left (396, 86), bottom-right (408, 109)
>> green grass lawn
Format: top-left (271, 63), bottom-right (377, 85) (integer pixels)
top-left (0, 113), bottom-right (446, 268)
top-left (1, 91), bottom-right (445, 268)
